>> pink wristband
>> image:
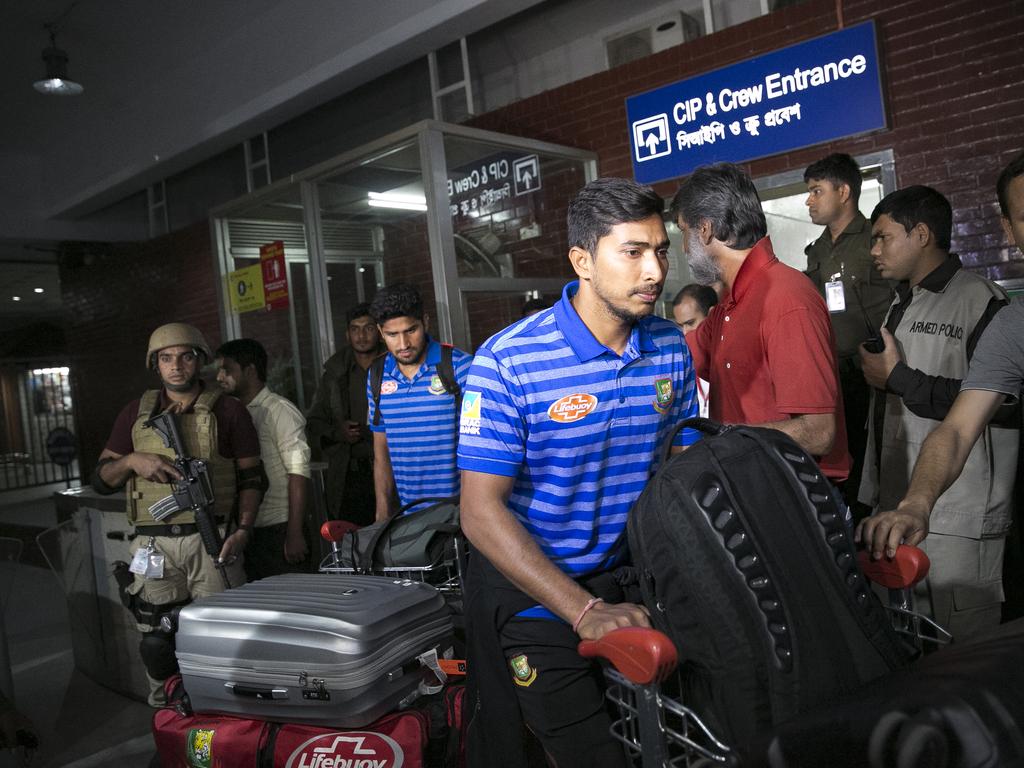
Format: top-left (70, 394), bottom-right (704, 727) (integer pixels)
top-left (572, 597), bottom-right (604, 633)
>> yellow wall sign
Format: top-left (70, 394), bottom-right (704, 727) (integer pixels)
top-left (228, 264), bottom-right (266, 313)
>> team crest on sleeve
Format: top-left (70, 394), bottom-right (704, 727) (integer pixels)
top-left (548, 393), bottom-right (598, 423)
top-left (380, 380), bottom-right (399, 395)
top-left (428, 374), bottom-right (447, 395)
top-left (460, 391), bottom-right (482, 435)
top-left (652, 378), bottom-right (674, 414)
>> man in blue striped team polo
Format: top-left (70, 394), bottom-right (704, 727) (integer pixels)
top-left (458, 177), bottom-right (700, 768)
top-left (366, 283), bottom-right (471, 520)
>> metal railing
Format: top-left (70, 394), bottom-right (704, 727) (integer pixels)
top-left (0, 363), bottom-right (79, 491)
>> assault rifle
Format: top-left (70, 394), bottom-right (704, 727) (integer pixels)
top-left (145, 410), bottom-right (232, 589)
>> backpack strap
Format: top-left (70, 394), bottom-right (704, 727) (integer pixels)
top-left (370, 356), bottom-right (386, 427)
top-left (660, 417), bottom-right (730, 465)
top-left (437, 344), bottom-right (463, 417)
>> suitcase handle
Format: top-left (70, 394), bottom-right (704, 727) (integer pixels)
top-left (224, 682), bottom-right (288, 700)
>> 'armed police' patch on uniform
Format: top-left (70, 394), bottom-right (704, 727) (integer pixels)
top-left (907, 320), bottom-right (964, 340)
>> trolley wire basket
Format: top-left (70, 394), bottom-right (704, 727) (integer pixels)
top-left (581, 544), bottom-right (951, 768)
top-left (318, 519), bottom-right (466, 598)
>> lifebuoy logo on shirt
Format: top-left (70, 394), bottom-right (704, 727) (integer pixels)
top-left (548, 393), bottom-right (598, 423)
top-left (460, 391), bottom-right (482, 436)
top-left (380, 381), bottom-right (399, 395)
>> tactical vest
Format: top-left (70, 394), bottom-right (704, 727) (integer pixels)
top-left (127, 389), bottom-right (237, 526)
top-left (859, 270), bottom-right (1017, 538)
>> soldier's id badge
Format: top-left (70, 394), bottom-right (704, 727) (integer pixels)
top-left (145, 552), bottom-right (165, 579)
top-left (825, 280), bottom-right (846, 313)
top-left (130, 539), bottom-right (165, 578)
top-left (129, 546), bottom-right (150, 575)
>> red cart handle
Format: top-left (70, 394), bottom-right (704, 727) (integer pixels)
top-left (857, 544), bottom-right (930, 589)
top-left (578, 626), bottom-right (678, 685)
top-left (320, 520), bottom-right (360, 543)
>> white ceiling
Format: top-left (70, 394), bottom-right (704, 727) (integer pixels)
top-left (0, 0), bottom-right (544, 326)
top-left (0, 0), bottom-right (545, 243)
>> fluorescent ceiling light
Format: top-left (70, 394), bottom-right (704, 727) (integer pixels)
top-left (367, 191), bottom-right (427, 211)
top-left (34, 288), bottom-right (44, 293)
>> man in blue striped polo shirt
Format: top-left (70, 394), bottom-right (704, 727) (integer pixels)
top-left (458, 178), bottom-right (699, 768)
top-left (367, 283), bottom-right (471, 520)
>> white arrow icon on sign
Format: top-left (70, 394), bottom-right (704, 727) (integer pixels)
top-left (513, 155), bottom-right (542, 196)
top-left (632, 114), bottom-right (672, 162)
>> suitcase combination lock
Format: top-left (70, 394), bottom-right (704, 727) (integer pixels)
top-left (299, 671), bottom-right (331, 701)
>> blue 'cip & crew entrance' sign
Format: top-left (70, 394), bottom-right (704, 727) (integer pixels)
top-left (626, 20), bottom-right (887, 184)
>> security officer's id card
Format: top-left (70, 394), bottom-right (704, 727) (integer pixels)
top-left (825, 280), bottom-right (846, 313)
top-left (129, 538), bottom-right (165, 579)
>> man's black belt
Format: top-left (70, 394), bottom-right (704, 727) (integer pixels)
top-left (134, 521), bottom-right (224, 537)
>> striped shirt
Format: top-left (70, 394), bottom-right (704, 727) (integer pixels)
top-left (457, 281), bottom-right (699, 577)
top-left (368, 338), bottom-right (471, 510)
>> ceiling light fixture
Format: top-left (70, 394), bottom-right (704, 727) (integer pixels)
top-left (34, 287), bottom-right (45, 293)
top-left (367, 191), bottom-right (427, 212)
top-left (12, 296), bottom-right (21, 302)
top-left (34, 26), bottom-right (84, 96)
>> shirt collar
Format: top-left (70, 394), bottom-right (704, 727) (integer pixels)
top-left (158, 381), bottom-right (205, 412)
top-left (727, 236), bottom-right (777, 306)
top-left (896, 254), bottom-right (963, 300)
top-left (840, 211), bottom-right (869, 237)
top-left (552, 281), bottom-right (657, 362)
top-left (248, 385), bottom-right (271, 407)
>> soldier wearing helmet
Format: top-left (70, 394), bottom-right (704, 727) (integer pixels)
top-left (92, 322), bottom-right (262, 706)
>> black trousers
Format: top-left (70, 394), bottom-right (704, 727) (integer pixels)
top-left (244, 522), bottom-right (309, 581)
top-left (464, 554), bottom-right (627, 768)
top-left (837, 357), bottom-right (873, 521)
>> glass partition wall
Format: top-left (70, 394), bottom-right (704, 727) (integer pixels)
top-left (212, 121), bottom-right (597, 402)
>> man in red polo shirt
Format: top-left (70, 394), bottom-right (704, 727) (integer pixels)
top-left (672, 162), bottom-right (851, 485)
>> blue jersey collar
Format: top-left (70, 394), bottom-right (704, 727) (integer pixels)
top-left (553, 281), bottom-right (657, 362)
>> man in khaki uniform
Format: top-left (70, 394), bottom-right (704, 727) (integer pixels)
top-left (804, 153), bottom-right (892, 513)
top-left (92, 323), bottom-right (262, 704)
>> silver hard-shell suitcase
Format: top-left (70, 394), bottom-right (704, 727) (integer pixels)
top-left (175, 573), bottom-right (454, 727)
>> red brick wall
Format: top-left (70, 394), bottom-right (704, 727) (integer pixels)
top-left (60, 222), bottom-right (221, 479)
top-left (468, 0), bottom-right (1024, 279)
top-left (60, 0), bottom-right (1024, 481)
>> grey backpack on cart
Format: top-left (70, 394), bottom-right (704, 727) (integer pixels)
top-left (627, 419), bottom-right (910, 749)
top-left (336, 497), bottom-right (460, 572)
top-left (174, 573), bottom-right (454, 727)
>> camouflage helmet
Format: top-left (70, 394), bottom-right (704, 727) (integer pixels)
top-left (146, 323), bottom-right (212, 368)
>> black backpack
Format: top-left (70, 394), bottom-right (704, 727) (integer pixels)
top-left (369, 343), bottom-right (462, 428)
top-left (627, 418), bottom-right (910, 750)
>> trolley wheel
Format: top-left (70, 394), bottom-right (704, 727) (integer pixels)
top-left (897, 721), bottom-right (949, 768)
top-left (868, 710), bottom-right (909, 767)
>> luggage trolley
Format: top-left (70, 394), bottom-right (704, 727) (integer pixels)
top-left (318, 519), bottom-right (467, 600)
top-left (578, 544), bottom-right (951, 768)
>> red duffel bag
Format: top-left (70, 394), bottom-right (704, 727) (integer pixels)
top-left (152, 675), bottom-right (432, 768)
